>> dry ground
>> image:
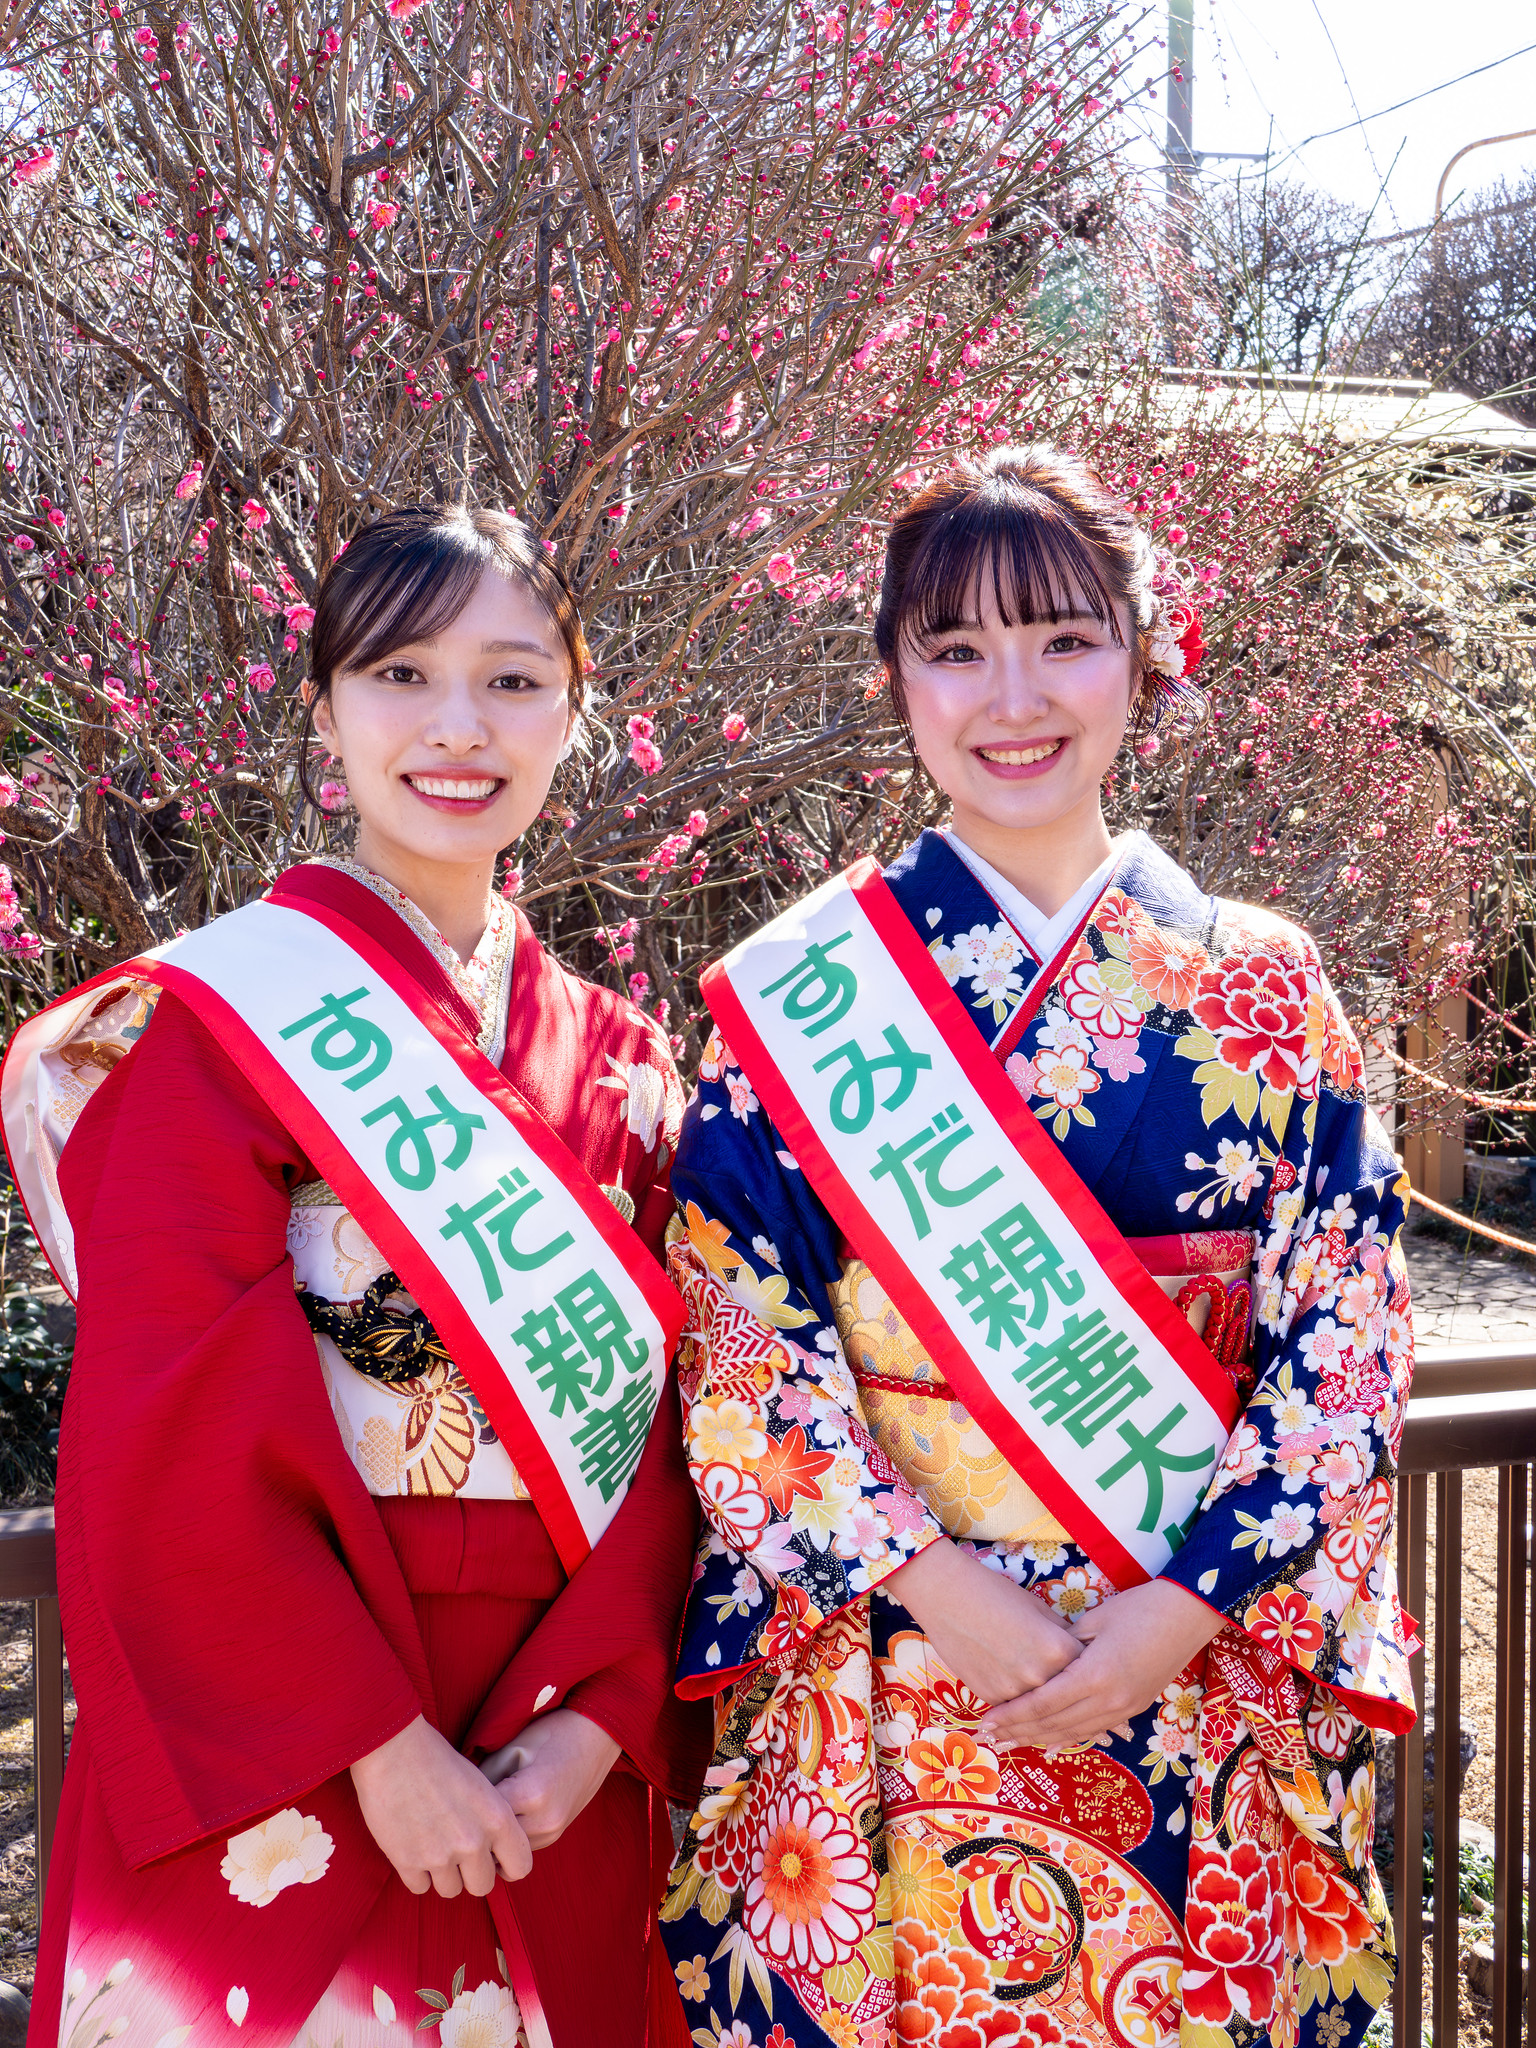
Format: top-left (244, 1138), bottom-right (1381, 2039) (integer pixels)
top-left (0, 1600), bottom-right (73, 2001)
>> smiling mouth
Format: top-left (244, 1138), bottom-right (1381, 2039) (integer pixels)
top-left (404, 774), bottom-right (504, 802)
top-left (975, 740), bottom-right (1064, 766)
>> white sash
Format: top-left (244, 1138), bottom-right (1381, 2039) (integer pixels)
top-left (2, 897), bottom-right (683, 1568)
top-left (703, 859), bottom-right (1239, 1585)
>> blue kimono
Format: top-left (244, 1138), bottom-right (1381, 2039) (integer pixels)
top-left (661, 828), bottom-right (1414, 2048)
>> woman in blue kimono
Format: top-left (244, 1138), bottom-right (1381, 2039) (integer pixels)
top-left (659, 445), bottom-right (1414, 2048)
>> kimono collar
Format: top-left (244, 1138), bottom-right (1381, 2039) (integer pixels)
top-left (305, 854), bottom-right (517, 1067)
top-left (881, 827), bottom-right (1218, 1054)
top-left (938, 828), bottom-right (1121, 963)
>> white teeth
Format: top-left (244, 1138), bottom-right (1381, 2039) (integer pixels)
top-left (978, 741), bottom-right (1062, 766)
top-left (410, 776), bottom-right (498, 800)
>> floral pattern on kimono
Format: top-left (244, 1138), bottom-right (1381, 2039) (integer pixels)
top-left (662, 829), bottom-right (1412, 2048)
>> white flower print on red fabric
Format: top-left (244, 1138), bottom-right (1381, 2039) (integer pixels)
top-left (598, 1055), bottom-right (668, 1150)
top-left (221, 1809), bottom-right (333, 1908)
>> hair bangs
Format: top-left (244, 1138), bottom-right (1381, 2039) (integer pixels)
top-left (896, 495), bottom-right (1127, 656)
top-left (323, 524), bottom-right (493, 682)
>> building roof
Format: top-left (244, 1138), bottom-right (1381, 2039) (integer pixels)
top-left (1146, 368), bottom-right (1536, 454)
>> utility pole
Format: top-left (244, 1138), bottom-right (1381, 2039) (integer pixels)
top-left (1166, 0), bottom-right (1195, 230)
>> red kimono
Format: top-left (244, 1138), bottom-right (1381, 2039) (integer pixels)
top-left (22, 863), bottom-right (710, 2048)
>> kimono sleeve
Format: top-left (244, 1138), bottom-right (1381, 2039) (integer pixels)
top-left (669, 1031), bottom-right (945, 1697)
top-left (55, 995), bottom-right (429, 1869)
top-left (1159, 973), bottom-right (1415, 1733)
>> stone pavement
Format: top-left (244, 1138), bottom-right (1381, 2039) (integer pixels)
top-left (1405, 1219), bottom-right (1536, 1346)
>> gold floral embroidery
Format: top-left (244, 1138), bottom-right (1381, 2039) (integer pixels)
top-left (829, 1259), bottom-right (1064, 1545)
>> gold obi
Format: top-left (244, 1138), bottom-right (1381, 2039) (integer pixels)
top-left (828, 1228), bottom-right (1255, 1549)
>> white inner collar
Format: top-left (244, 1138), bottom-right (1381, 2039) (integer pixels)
top-left (940, 830), bottom-right (1120, 964)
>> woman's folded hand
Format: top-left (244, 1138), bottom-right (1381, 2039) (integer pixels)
top-left (975, 1578), bottom-right (1227, 1753)
top-left (890, 1537), bottom-right (1082, 1707)
top-left (491, 1708), bottom-right (622, 1852)
top-left (351, 1714), bottom-right (533, 1898)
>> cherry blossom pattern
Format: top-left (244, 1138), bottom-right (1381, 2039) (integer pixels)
top-left (220, 1809), bottom-right (334, 1908)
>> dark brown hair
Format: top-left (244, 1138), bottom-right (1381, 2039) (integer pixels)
top-left (873, 442), bottom-right (1163, 731)
top-left (301, 505), bottom-right (589, 805)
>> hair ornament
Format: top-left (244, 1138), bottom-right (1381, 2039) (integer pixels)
top-left (1143, 555), bottom-right (1206, 685)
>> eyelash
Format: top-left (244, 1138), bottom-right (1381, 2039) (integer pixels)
top-left (930, 632), bottom-right (1092, 661)
top-left (376, 664), bottom-right (539, 691)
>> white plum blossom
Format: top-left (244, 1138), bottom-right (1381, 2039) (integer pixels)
top-left (439, 1981), bottom-right (521, 2048)
top-left (221, 1809), bottom-right (333, 1908)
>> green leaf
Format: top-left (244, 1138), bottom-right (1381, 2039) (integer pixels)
top-left (416, 1991), bottom-right (449, 2012)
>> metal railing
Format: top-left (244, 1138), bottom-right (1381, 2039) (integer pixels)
top-left (0, 1350), bottom-right (1531, 2032)
top-left (1392, 1343), bottom-right (1536, 2045)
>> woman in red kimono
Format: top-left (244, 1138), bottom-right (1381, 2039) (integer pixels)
top-left (4, 507), bottom-right (709, 2048)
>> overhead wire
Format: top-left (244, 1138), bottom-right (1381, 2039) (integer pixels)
top-left (1269, 37), bottom-right (1536, 173)
top-left (1306, 0), bottom-right (1399, 227)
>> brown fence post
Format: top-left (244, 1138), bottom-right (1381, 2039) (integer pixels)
top-left (30, 1595), bottom-right (63, 1928)
top-left (1492, 1463), bottom-right (1527, 2045)
top-left (1395, 1468), bottom-right (1429, 2040)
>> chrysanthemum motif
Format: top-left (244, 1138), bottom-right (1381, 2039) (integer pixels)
top-left (220, 1808), bottom-right (334, 1907)
top-left (743, 1786), bottom-right (879, 1969)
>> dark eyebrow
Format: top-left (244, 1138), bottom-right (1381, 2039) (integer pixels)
top-left (481, 637), bottom-right (556, 658)
top-left (386, 635), bottom-right (558, 660)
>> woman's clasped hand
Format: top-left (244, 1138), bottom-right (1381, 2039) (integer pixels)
top-left (894, 1537), bottom-right (1228, 1753)
top-left (351, 1708), bottom-right (625, 1897)
top-left (350, 1714), bottom-right (533, 1899)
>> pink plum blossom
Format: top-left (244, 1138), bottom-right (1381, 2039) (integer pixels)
top-left (246, 661), bottom-right (277, 693)
top-left (722, 713), bottom-right (749, 742)
top-left (174, 463), bottom-right (203, 500)
top-left (240, 498), bottom-right (269, 530)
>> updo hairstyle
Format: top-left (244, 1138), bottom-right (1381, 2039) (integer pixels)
top-left (873, 443), bottom-right (1193, 740)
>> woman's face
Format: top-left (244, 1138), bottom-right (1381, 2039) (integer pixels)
top-left (311, 569), bottom-right (575, 882)
top-left (898, 571), bottom-right (1139, 846)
